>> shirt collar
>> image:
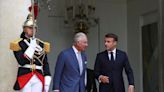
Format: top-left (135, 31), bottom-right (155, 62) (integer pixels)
top-left (72, 45), bottom-right (79, 54)
top-left (108, 48), bottom-right (116, 54)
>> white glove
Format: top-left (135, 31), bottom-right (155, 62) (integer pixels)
top-left (24, 45), bottom-right (35, 59)
top-left (30, 38), bottom-right (37, 48)
top-left (24, 38), bottom-right (37, 59)
top-left (30, 38), bottom-right (43, 53)
top-left (44, 76), bottom-right (52, 92)
top-left (24, 38), bottom-right (43, 58)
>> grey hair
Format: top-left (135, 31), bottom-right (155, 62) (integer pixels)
top-left (73, 32), bottom-right (87, 43)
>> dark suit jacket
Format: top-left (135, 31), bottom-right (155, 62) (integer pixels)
top-left (86, 68), bottom-right (97, 92)
top-left (94, 49), bottom-right (134, 92)
top-left (53, 47), bottom-right (87, 92)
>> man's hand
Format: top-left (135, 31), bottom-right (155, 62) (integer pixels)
top-left (29, 38), bottom-right (37, 48)
top-left (23, 38), bottom-right (37, 59)
top-left (99, 75), bottom-right (109, 84)
top-left (44, 76), bottom-right (51, 92)
top-left (128, 85), bottom-right (134, 92)
top-left (30, 38), bottom-right (43, 52)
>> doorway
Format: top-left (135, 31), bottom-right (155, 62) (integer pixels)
top-left (142, 22), bottom-right (159, 92)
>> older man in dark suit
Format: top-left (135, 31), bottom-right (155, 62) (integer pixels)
top-left (94, 33), bottom-right (135, 92)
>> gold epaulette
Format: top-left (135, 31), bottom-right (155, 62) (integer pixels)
top-left (10, 38), bottom-right (22, 51)
top-left (37, 38), bottom-right (50, 53)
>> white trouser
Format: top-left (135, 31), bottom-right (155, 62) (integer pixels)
top-left (20, 74), bottom-right (42, 92)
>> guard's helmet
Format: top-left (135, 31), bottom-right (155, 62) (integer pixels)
top-left (23, 13), bottom-right (37, 28)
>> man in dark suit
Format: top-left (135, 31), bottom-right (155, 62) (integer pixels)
top-left (53, 32), bottom-right (88, 92)
top-left (94, 33), bottom-right (135, 92)
top-left (86, 68), bottom-right (97, 92)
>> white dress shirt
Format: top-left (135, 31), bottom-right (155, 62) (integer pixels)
top-left (72, 46), bottom-right (83, 75)
top-left (108, 48), bottom-right (116, 61)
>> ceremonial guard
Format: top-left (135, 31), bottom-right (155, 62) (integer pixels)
top-left (10, 1), bottom-right (51, 92)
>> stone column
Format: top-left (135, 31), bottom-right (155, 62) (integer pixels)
top-left (0, 0), bottom-right (30, 91)
top-left (159, 0), bottom-right (164, 91)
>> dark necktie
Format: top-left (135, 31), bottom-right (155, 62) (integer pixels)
top-left (110, 52), bottom-right (114, 61)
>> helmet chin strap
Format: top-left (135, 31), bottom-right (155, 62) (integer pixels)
top-left (25, 34), bottom-right (31, 39)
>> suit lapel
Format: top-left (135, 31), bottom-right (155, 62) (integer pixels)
top-left (70, 48), bottom-right (80, 73)
top-left (81, 52), bottom-right (87, 74)
top-left (70, 47), bottom-right (87, 75)
top-left (104, 50), bottom-right (110, 62)
top-left (115, 49), bottom-right (119, 62)
top-left (105, 49), bottom-right (120, 62)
